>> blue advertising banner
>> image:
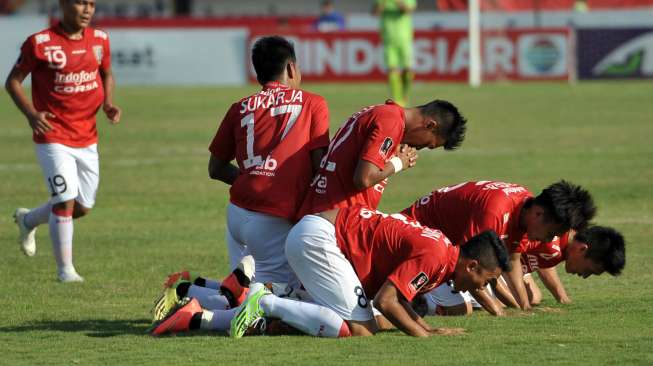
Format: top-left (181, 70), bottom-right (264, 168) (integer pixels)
top-left (577, 28), bottom-right (653, 79)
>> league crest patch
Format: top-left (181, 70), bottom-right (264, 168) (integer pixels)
top-left (409, 272), bottom-right (429, 292)
top-left (379, 137), bottom-right (394, 157)
top-left (93, 46), bottom-right (103, 65)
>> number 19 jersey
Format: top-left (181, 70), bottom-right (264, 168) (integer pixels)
top-left (209, 82), bottom-right (330, 220)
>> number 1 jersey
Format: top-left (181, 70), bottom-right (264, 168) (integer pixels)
top-left (209, 82), bottom-right (330, 220)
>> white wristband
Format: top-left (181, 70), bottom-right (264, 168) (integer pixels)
top-left (390, 156), bottom-right (403, 173)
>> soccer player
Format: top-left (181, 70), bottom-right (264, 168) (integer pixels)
top-left (150, 206), bottom-right (509, 337)
top-left (373, 0), bottom-right (416, 106)
top-left (401, 180), bottom-right (597, 314)
top-left (207, 36), bottom-right (330, 295)
top-left (298, 99), bottom-right (467, 219)
top-left (519, 225), bottom-right (625, 305)
top-left (7, 0), bottom-right (121, 282)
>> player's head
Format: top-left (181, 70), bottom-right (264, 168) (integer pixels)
top-left (402, 100), bottom-right (467, 150)
top-left (522, 180), bottom-right (596, 243)
top-left (251, 36), bottom-right (301, 88)
top-left (59, 0), bottom-right (96, 30)
top-left (454, 230), bottom-right (510, 292)
top-left (565, 226), bottom-right (625, 278)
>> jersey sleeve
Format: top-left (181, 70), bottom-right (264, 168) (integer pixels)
top-left (101, 35), bottom-right (112, 71)
top-left (359, 116), bottom-right (403, 170)
top-left (387, 236), bottom-right (444, 301)
top-left (307, 96), bottom-right (330, 150)
top-left (14, 38), bottom-right (37, 75)
top-left (209, 104), bottom-right (238, 162)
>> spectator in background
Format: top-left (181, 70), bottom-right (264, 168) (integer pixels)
top-left (0, 0), bottom-right (24, 14)
top-left (374, 0), bottom-right (416, 107)
top-left (314, 0), bottom-right (345, 32)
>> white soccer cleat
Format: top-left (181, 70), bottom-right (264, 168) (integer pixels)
top-left (58, 271), bottom-right (85, 283)
top-left (14, 208), bottom-right (36, 257)
top-left (237, 255), bottom-right (255, 282)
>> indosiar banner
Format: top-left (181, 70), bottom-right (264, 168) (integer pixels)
top-left (577, 28), bottom-right (653, 79)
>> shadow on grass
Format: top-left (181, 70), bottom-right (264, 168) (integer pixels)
top-left (0, 318), bottom-right (150, 338)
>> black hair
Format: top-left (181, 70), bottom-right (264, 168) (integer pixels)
top-left (251, 36), bottom-right (297, 85)
top-left (527, 180), bottom-right (596, 231)
top-left (575, 225), bottom-right (625, 276)
top-left (461, 230), bottom-right (511, 272)
top-left (417, 99), bottom-right (467, 150)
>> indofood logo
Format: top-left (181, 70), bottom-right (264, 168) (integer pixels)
top-left (525, 38), bottom-right (560, 73)
top-left (593, 33), bottom-right (653, 77)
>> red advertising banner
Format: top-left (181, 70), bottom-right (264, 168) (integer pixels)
top-left (248, 28), bottom-right (571, 82)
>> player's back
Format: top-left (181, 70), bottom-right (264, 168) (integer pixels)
top-left (402, 181), bottom-right (533, 245)
top-left (299, 101), bottom-right (405, 218)
top-left (335, 206), bottom-right (458, 297)
top-left (209, 82), bottom-right (330, 220)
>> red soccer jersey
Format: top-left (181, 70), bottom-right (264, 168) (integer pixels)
top-left (335, 206), bottom-right (460, 301)
top-left (298, 100), bottom-right (405, 218)
top-left (520, 232), bottom-right (570, 273)
top-left (209, 82), bottom-right (330, 220)
top-left (401, 181), bottom-right (533, 252)
top-left (14, 24), bottom-right (111, 147)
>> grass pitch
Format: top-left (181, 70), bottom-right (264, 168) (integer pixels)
top-left (1, 81), bottom-right (652, 365)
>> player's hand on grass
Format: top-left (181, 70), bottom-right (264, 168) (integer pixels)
top-left (558, 296), bottom-right (572, 305)
top-left (28, 111), bottom-right (55, 135)
top-left (397, 144), bottom-right (418, 170)
top-left (429, 327), bottom-right (466, 336)
top-left (103, 103), bottom-right (122, 124)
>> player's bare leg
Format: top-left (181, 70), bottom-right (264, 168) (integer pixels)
top-left (50, 199), bottom-right (83, 282)
top-left (387, 68), bottom-right (405, 106)
top-left (401, 69), bottom-right (414, 106)
top-left (347, 319), bottom-right (378, 337)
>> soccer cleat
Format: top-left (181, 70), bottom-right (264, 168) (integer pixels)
top-left (58, 271), bottom-right (84, 283)
top-left (150, 297), bottom-right (201, 336)
top-left (230, 282), bottom-right (270, 338)
top-left (151, 279), bottom-right (190, 322)
top-left (237, 255), bottom-right (255, 282)
top-left (14, 208), bottom-right (36, 257)
top-left (162, 270), bottom-right (199, 289)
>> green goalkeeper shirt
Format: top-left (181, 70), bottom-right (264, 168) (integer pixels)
top-left (376, 0), bottom-right (416, 44)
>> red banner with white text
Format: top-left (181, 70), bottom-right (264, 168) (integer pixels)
top-left (248, 29), bottom-right (571, 82)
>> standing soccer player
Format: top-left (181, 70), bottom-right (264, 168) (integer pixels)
top-left (7, 0), bottom-right (121, 282)
top-left (208, 36), bottom-right (330, 294)
top-left (374, 0), bottom-right (416, 106)
top-left (401, 180), bottom-right (597, 314)
top-left (298, 99), bottom-right (466, 218)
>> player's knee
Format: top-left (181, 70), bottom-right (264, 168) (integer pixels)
top-left (73, 202), bottom-right (92, 218)
top-left (52, 200), bottom-right (75, 216)
top-left (347, 319), bottom-right (378, 337)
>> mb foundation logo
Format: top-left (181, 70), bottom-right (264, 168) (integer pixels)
top-left (593, 33), bottom-right (653, 77)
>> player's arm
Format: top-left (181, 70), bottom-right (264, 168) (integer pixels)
top-left (5, 66), bottom-right (54, 135)
top-left (208, 155), bottom-right (239, 185)
top-left (310, 147), bottom-right (327, 175)
top-left (493, 276), bottom-right (520, 308)
top-left (537, 266), bottom-right (572, 304)
top-left (469, 286), bottom-right (505, 316)
top-left (353, 144), bottom-right (417, 190)
top-left (397, 0), bottom-right (416, 13)
top-left (374, 279), bottom-right (431, 337)
top-left (372, 0), bottom-right (383, 15)
top-left (100, 66), bottom-right (121, 124)
top-left (504, 252), bottom-right (532, 310)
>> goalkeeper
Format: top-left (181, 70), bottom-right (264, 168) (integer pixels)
top-left (373, 0), bottom-right (416, 106)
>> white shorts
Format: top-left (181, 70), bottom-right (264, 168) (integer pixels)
top-left (226, 203), bottom-right (295, 284)
top-left (36, 143), bottom-right (99, 208)
top-left (285, 215), bottom-right (374, 322)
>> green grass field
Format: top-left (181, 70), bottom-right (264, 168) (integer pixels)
top-left (1, 82), bottom-right (652, 365)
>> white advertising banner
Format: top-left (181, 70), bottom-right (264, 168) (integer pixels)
top-left (0, 16), bottom-right (48, 82)
top-left (104, 28), bottom-right (248, 85)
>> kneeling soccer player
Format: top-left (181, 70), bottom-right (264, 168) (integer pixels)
top-left (151, 206), bottom-right (510, 337)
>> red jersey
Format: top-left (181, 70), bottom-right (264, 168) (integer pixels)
top-left (209, 82), bottom-right (330, 220)
top-left (15, 24), bottom-right (111, 147)
top-left (401, 181), bottom-right (533, 252)
top-left (335, 206), bottom-right (459, 301)
top-left (299, 101), bottom-right (405, 218)
top-left (520, 232), bottom-right (570, 273)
